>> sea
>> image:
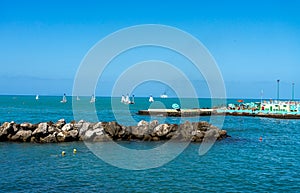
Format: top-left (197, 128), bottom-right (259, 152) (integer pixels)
top-left (0, 95), bottom-right (299, 192)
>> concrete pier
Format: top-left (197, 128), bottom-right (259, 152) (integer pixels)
top-left (138, 108), bottom-right (300, 119)
top-left (137, 108), bottom-right (217, 117)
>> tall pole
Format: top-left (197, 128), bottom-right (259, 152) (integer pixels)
top-left (292, 83), bottom-right (295, 101)
top-left (260, 89), bottom-right (263, 112)
top-left (277, 79), bottom-right (280, 101)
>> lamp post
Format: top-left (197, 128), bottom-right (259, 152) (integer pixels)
top-left (292, 83), bottom-right (295, 101)
top-left (277, 79), bottom-right (280, 101)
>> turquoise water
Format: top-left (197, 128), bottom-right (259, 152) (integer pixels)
top-left (1, 96), bottom-right (299, 192)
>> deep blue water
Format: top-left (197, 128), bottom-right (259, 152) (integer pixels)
top-left (0, 96), bottom-right (299, 192)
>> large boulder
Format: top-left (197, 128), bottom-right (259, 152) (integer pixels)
top-left (78, 122), bottom-right (90, 137)
top-left (191, 130), bottom-right (205, 142)
top-left (56, 132), bottom-right (65, 142)
top-left (131, 125), bottom-right (149, 139)
top-left (153, 124), bottom-right (170, 137)
top-left (204, 127), bottom-right (220, 140)
top-left (10, 130), bottom-right (32, 142)
top-left (193, 121), bottom-right (211, 131)
top-left (103, 122), bottom-right (121, 138)
top-left (32, 122), bottom-right (48, 138)
top-left (0, 122), bottom-right (14, 141)
top-left (20, 122), bottom-right (36, 131)
top-left (165, 124), bottom-right (179, 139)
top-left (48, 125), bottom-right (60, 134)
top-left (64, 129), bottom-right (79, 141)
top-left (82, 126), bottom-right (104, 141)
top-left (40, 133), bottom-right (57, 143)
top-left (62, 123), bottom-right (73, 132)
top-left (179, 121), bottom-right (195, 141)
top-left (56, 119), bottom-right (66, 128)
top-left (137, 120), bottom-right (148, 127)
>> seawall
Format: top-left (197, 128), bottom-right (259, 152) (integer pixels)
top-left (0, 119), bottom-right (228, 143)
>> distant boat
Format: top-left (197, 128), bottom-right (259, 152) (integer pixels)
top-left (124, 94), bottom-right (130, 104)
top-left (121, 94), bottom-right (134, 104)
top-left (149, 95), bottom-right (154, 103)
top-left (90, 95), bottom-right (96, 103)
top-left (160, 92), bottom-right (168, 98)
top-left (76, 96), bottom-right (80, 101)
top-left (35, 95), bottom-right (39, 100)
top-left (130, 95), bottom-right (135, 104)
top-left (121, 95), bottom-right (126, 103)
top-left (60, 94), bottom-right (67, 103)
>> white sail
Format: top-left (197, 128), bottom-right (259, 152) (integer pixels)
top-left (60, 94), bottom-right (67, 103)
top-left (149, 96), bottom-right (154, 103)
top-left (160, 92), bottom-right (168, 98)
top-left (121, 95), bottom-right (126, 103)
top-left (90, 95), bottom-right (96, 103)
top-left (35, 95), bottom-right (39, 100)
top-left (130, 95), bottom-right (135, 104)
top-left (125, 94), bottom-right (130, 104)
top-left (76, 96), bottom-right (80, 101)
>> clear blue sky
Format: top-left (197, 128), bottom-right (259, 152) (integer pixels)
top-left (0, 0), bottom-right (299, 99)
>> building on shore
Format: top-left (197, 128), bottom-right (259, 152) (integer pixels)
top-left (226, 100), bottom-right (300, 114)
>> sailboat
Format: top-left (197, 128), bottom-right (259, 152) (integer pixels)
top-left (60, 94), bottom-right (67, 103)
top-left (76, 96), bottom-right (80, 101)
top-left (124, 94), bottom-right (130, 104)
top-left (130, 95), bottom-right (135, 104)
top-left (35, 95), bottom-right (39, 100)
top-left (149, 95), bottom-right (154, 103)
top-left (121, 95), bottom-right (126, 103)
top-left (160, 92), bottom-right (168, 98)
top-left (90, 94), bottom-right (96, 103)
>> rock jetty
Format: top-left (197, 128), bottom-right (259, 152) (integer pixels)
top-left (0, 119), bottom-right (229, 143)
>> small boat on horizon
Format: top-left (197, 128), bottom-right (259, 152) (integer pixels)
top-left (160, 92), bottom-right (168, 98)
top-left (90, 94), bottom-right (96, 103)
top-left (121, 95), bottom-right (126, 103)
top-left (121, 94), bottom-right (134, 104)
top-left (130, 95), bottom-right (135, 104)
top-left (60, 94), bottom-right (67, 103)
top-left (125, 94), bottom-right (130, 104)
top-left (35, 95), bottom-right (39, 100)
top-left (149, 95), bottom-right (154, 103)
top-left (76, 96), bottom-right (80, 101)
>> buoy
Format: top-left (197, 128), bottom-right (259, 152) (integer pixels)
top-left (259, 136), bottom-right (263, 141)
top-left (73, 148), bottom-right (77, 154)
top-left (61, 151), bottom-right (66, 156)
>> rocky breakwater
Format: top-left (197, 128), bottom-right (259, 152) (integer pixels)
top-left (0, 119), bottom-right (229, 143)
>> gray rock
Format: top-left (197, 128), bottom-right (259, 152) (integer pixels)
top-left (55, 119), bottom-right (66, 128)
top-left (62, 123), bottom-right (72, 132)
top-left (131, 126), bottom-right (148, 139)
top-left (40, 133), bottom-right (57, 143)
top-left (78, 122), bottom-right (90, 136)
top-left (32, 122), bottom-right (48, 136)
top-left (0, 122), bottom-right (13, 140)
top-left (56, 132), bottom-right (65, 142)
top-left (20, 122), bottom-right (32, 129)
top-left (177, 121), bottom-right (195, 141)
top-left (103, 122), bottom-right (121, 138)
top-left (153, 124), bottom-right (170, 137)
top-left (47, 125), bottom-right (58, 134)
top-left (11, 130), bottom-right (32, 142)
top-left (137, 120), bottom-right (148, 127)
top-left (83, 129), bottom-right (94, 141)
top-left (64, 130), bottom-right (79, 142)
top-left (204, 128), bottom-right (219, 139)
